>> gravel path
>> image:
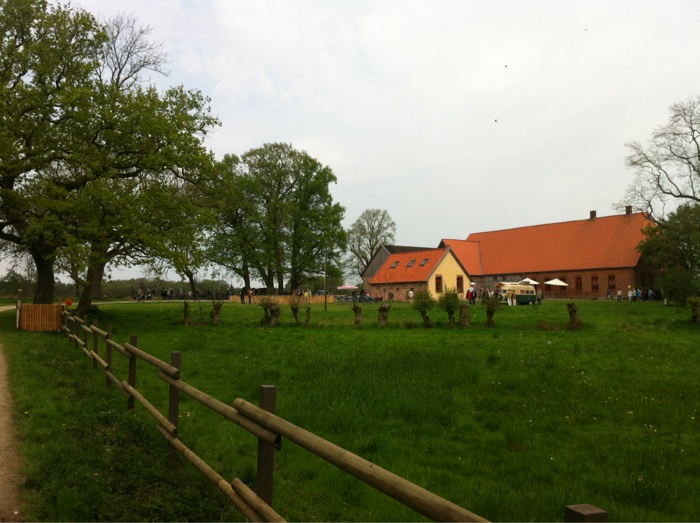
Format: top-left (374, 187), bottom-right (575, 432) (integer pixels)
top-left (0, 306), bottom-right (25, 522)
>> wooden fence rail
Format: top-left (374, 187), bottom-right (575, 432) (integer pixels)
top-left (59, 308), bottom-right (487, 522)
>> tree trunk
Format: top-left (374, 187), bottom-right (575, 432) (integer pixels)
top-left (30, 249), bottom-right (55, 304)
top-left (460, 304), bottom-right (471, 327)
top-left (486, 310), bottom-right (495, 327)
top-left (210, 301), bottom-right (223, 326)
top-left (690, 298), bottom-right (700, 324)
top-left (378, 303), bottom-right (391, 326)
top-left (567, 301), bottom-right (583, 330)
top-left (184, 271), bottom-right (196, 299)
top-left (269, 302), bottom-right (281, 325)
top-left (305, 305), bottom-right (311, 324)
top-left (352, 304), bottom-right (362, 326)
top-left (184, 302), bottom-right (190, 327)
top-left (290, 302), bottom-right (300, 324)
top-left (76, 260), bottom-right (108, 313)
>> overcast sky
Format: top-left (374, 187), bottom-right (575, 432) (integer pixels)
top-left (26, 1), bottom-right (700, 282)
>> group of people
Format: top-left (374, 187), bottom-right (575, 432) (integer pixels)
top-left (239, 288), bottom-right (255, 304)
top-left (607, 287), bottom-right (656, 302)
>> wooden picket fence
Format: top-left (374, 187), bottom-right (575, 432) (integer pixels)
top-left (59, 308), bottom-right (488, 522)
top-left (17, 302), bottom-right (62, 332)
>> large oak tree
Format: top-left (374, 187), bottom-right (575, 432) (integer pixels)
top-left (0, 1), bottom-right (218, 305)
top-left (208, 143), bottom-right (346, 293)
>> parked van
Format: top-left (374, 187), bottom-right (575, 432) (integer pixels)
top-left (495, 282), bottom-right (537, 305)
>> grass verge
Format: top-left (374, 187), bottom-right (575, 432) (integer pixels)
top-left (1, 298), bottom-right (699, 521)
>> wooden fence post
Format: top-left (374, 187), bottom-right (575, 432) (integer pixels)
top-left (92, 319), bottom-right (99, 370)
top-left (80, 315), bottom-right (89, 354)
top-left (565, 504), bottom-right (607, 522)
top-left (127, 335), bottom-right (137, 412)
top-left (105, 326), bottom-right (113, 388)
top-left (168, 351), bottom-right (181, 468)
top-left (257, 385), bottom-right (277, 505)
top-left (72, 316), bottom-right (79, 350)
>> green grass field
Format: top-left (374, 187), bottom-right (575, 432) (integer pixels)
top-left (2, 298), bottom-right (699, 521)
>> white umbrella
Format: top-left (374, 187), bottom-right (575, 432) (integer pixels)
top-left (544, 278), bottom-right (568, 287)
top-left (519, 278), bottom-right (539, 285)
top-left (337, 285), bottom-right (358, 290)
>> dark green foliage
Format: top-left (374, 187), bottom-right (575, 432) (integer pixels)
top-left (660, 268), bottom-right (698, 306)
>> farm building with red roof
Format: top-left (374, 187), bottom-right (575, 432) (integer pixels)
top-left (440, 208), bottom-right (657, 299)
top-left (368, 247), bottom-right (470, 301)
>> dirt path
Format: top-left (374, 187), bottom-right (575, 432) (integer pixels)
top-left (0, 312), bottom-right (25, 522)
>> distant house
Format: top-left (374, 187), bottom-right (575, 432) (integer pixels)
top-left (360, 244), bottom-right (431, 288)
top-left (367, 247), bottom-right (470, 301)
top-left (440, 208), bottom-right (656, 299)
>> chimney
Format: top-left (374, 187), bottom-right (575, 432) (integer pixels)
top-left (590, 210), bottom-right (597, 220)
top-left (625, 205), bottom-right (632, 216)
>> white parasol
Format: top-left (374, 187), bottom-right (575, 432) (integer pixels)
top-left (519, 278), bottom-right (539, 285)
top-left (544, 278), bottom-right (568, 287)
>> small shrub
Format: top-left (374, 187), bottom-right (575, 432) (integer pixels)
top-left (378, 302), bottom-right (392, 327)
top-left (259, 296), bottom-right (281, 326)
top-left (437, 287), bottom-right (462, 325)
top-left (412, 290), bottom-right (435, 327)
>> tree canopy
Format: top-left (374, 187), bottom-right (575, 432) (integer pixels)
top-left (345, 209), bottom-right (396, 279)
top-left (207, 143), bottom-right (346, 294)
top-left (621, 96), bottom-right (700, 220)
top-left (0, 1), bottom-right (218, 305)
top-left (622, 96), bottom-right (700, 301)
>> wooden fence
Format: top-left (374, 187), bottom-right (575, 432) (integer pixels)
top-left (17, 302), bottom-right (62, 332)
top-left (59, 308), bottom-right (488, 522)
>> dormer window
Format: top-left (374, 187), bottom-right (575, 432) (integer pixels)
top-left (407, 259), bottom-right (415, 267)
top-left (420, 258), bottom-right (429, 266)
top-left (391, 261), bottom-right (399, 268)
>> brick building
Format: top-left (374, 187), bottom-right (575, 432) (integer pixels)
top-left (367, 247), bottom-right (470, 301)
top-left (440, 208), bottom-right (656, 299)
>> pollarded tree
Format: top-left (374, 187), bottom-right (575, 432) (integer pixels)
top-left (345, 209), bottom-right (396, 278)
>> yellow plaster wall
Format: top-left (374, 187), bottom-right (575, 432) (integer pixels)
top-left (427, 252), bottom-right (470, 296)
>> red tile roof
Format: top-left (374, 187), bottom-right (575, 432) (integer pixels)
top-left (445, 212), bottom-right (652, 275)
top-left (439, 239), bottom-right (482, 273)
top-left (370, 248), bottom-right (449, 284)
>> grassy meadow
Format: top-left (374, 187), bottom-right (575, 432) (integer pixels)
top-left (1, 298), bottom-right (699, 521)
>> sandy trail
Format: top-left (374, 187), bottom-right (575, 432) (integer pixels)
top-left (0, 305), bottom-right (25, 522)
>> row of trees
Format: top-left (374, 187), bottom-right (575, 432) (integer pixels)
top-left (1, 1), bottom-right (398, 312)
